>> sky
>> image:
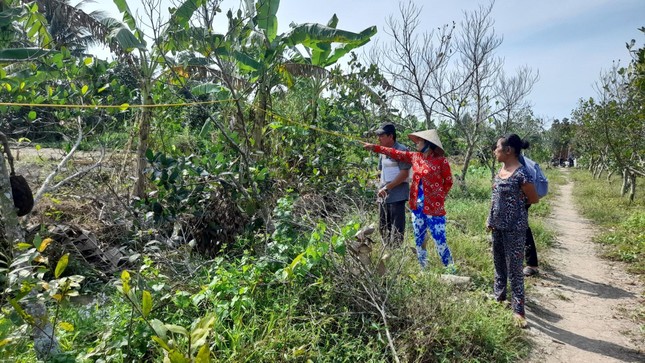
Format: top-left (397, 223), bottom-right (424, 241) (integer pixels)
top-left (86, 0), bottom-right (645, 122)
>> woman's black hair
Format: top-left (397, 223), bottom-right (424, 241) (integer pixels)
top-left (499, 134), bottom-right (529, 156)
top-left (421, 140), bottom-right (437, 153)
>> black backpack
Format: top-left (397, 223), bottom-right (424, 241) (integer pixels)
top-left (2, 133), bottom-right (34, 216)
top-left (10, 173), bottom-right (33, 216)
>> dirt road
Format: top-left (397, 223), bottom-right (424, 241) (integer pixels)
top-left (526, 171), bottom-right (644, 362)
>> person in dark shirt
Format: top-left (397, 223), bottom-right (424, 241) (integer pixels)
top-left (487, 134), bottom-right (539, 328)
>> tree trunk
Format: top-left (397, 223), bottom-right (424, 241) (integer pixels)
top-left (0, 152), bottom-right (60, 360)
top-left (0, 152), bottom-right (19, 259)
top-left (628, 172), bottom-right (636, 203)
top-left (621, 169), bottom-right (630, 197)
top-left (254, 79), bottom-right (269, 152)
top-left (459, 142), bottom-right (475, 188)
top-left (133, 84), bottom-right (152, 199)
top-left (593, 163), bottom-right (604, 179)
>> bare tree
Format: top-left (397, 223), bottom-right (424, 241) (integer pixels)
top-left (432, 1), bottom-right (537, 185)
top-left (492, 66), bottom-right (539, 134)
top-left (450, 1), bottom-right (503, 183)
top-left (371, 0), bottom-right (455, 128)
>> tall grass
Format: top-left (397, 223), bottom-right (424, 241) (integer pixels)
top-left (570, 169), bottom-right (645, 275)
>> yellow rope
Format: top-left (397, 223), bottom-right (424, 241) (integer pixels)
top-left (266, 109), bottom-right (365, 143)
top-left (0, 99), bottom-right (230, 109)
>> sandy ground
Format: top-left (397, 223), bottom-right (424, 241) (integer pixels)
top-left (525, 170), bottom-right (645, 363)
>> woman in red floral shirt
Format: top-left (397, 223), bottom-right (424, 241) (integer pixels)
top-left (363, 129), bottom-right (455, 272)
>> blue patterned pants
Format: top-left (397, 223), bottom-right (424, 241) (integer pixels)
top-left (411, 211), bottom-right (453, 268)
top-left (491, 229), bottom-right (526, 316)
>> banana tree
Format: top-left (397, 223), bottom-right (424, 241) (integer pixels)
top-left (236, 0), bottom-right (377, 150)
top-left (156, 0), bottom-right (376, 162)
top-left (166, 0), bottom-right (377, 151)
top-left (109, 0), bottom-right (159, 198)
top-left (283, 13), bottom-right (376, 125)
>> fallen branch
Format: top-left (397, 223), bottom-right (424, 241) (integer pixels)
top-left (32, 116), bottom-right (104, 207)
top-left (626, 166), bottom-right (645, 178)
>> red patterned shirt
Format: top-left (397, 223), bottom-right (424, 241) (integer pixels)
top-left (373, 145), bottom-right (453, 216)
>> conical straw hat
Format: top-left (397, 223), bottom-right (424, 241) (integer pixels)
top-left (408, 129), bottom-right (444, 151)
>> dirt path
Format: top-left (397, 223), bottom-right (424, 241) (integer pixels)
top-left (526, 170), bottom-right (645, 363)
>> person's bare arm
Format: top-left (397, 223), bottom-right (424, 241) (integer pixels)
top-left (522, 183), bottom-right (539, 204)
top-left (379, 168), bottom-right (409, 197)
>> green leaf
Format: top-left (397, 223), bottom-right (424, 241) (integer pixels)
top-left (84, 57), bottom-right (93, 65)
top-left (168, 350), bottom-right (189, 363)
top-left (8, 299), bottom-right (30, 322)
top-left (0, 48), bottom-right (55, 62)
top-left (196, 314), bottom-right (216, 330)
top-left (284, 24), bottom-right (377, 67)
top-left (195, 345), bottom-right (211, 363)
top-left (191, 83), bottom-right (224, 97)
top-left (165, 324), bottom-right (189, 336)
top-left (310, 14), bottom-right (339, 66)
top-left (169, 0), bottom-right (206, 29)
top-left (103, 18), bottom-right (146, 50)
top-left (190, 327), bottom-right (210, 352)
top-left (112, 0), bottom-right (138, 30)
top-left (81, 85), bottom-right (88, 95)
top-left (54, 254), bottom-right (69, 278)
top-left (287, 252), bottom-right (306, 275)
top-left (142, 290), bottom-right (152, 318)
top-left (255, 0), bottom-right (280, 42)
top-left (151, 335), bottom-right (172, 351)
top-left (150, 319), bottom-right (168, 340)
top-left (199, 119), bottom-right (212, 138)
top-left (16, 242), bottom-right (32, 250)
top-left (27, 23), bottom-right (39, 38)
top-left (119, 103), bottom-right (130, 111)
top-left (35, 144), bottom-right (41, 151)
top-left (233, 51), bottom-right (263, 72)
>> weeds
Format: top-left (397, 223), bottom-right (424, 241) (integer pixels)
top-left (1, 163), bottom-right (547, 362)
